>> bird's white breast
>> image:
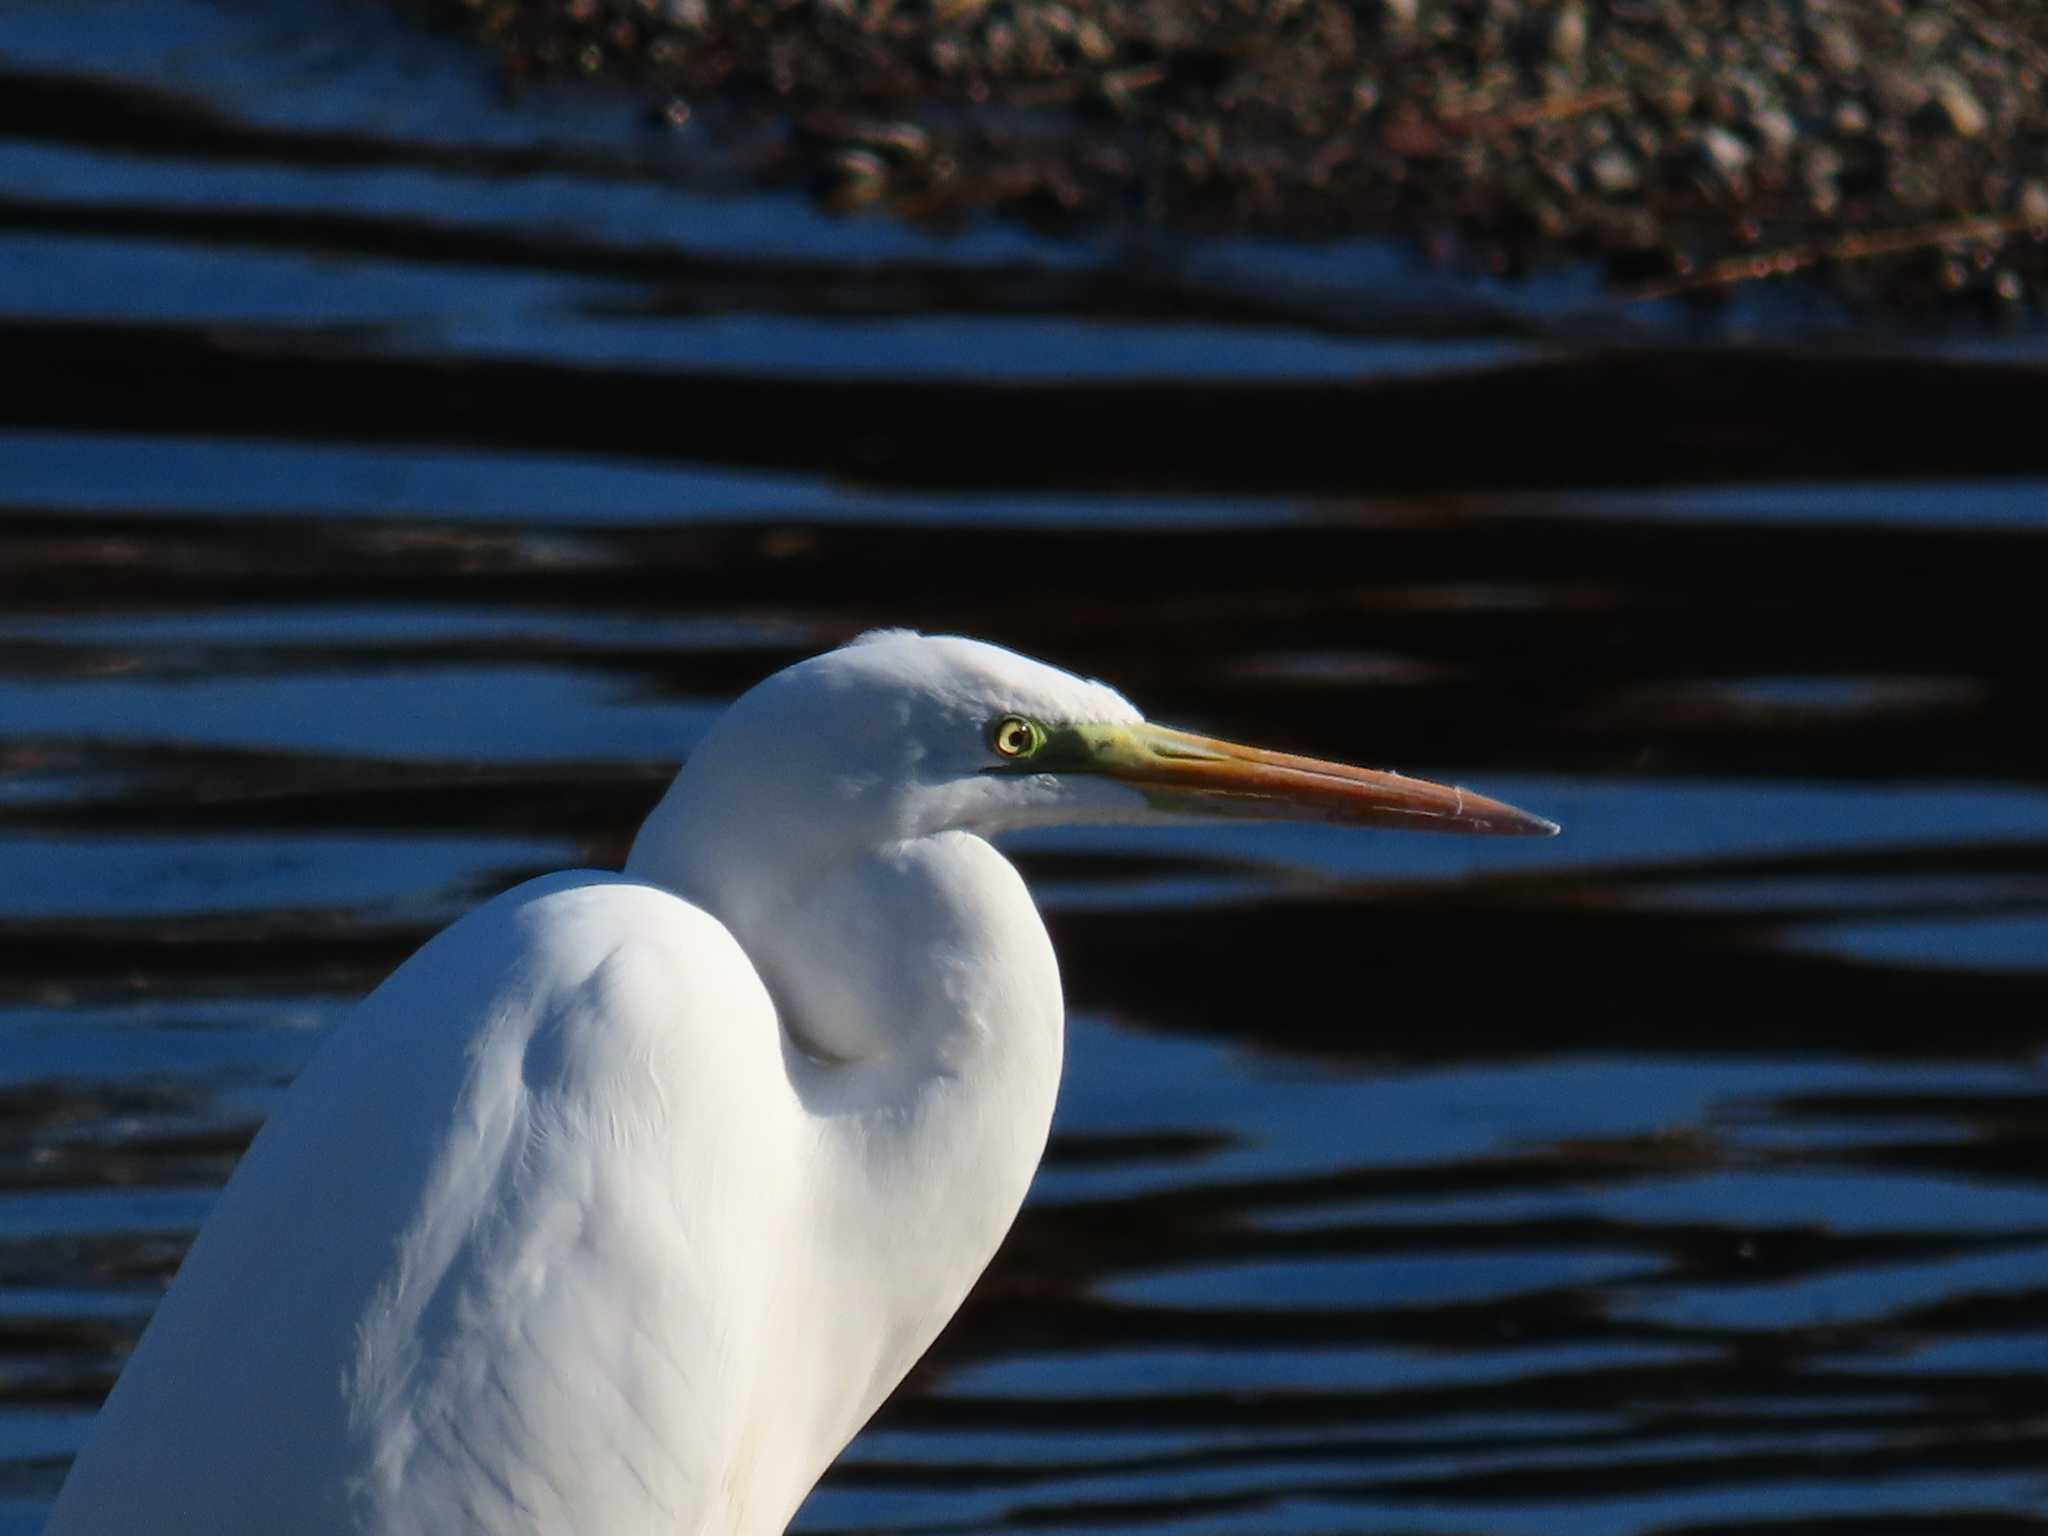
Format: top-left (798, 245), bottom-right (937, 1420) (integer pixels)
top-left (53, 835), bottom-right (1065, 1536)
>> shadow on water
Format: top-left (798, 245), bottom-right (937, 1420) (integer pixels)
top-left (2, 3), bottom-right (2048, 1533)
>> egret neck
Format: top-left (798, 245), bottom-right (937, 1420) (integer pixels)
top-left (625, 749), bottom-right (1065, 1523)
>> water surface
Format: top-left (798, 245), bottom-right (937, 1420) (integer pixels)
top-left (4, 2), bottom-right (2048, 1532)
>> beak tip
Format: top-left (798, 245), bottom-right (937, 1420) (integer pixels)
top-left (1464, 801), bottom-right (1559, 837)
top-left (1457, 791), bottom-right (1560, 838)
top-left (1521, 812), bottom-right (1563, 837)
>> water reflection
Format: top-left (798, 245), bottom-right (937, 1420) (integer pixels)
top-left (1, 3), bottom-right (2046, 1534)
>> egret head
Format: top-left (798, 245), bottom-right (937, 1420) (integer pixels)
top-left (627, 631), bottom-right (1553, 897)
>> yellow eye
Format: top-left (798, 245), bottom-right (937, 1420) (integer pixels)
top-left (989, 714), bottom-right (1045, 760)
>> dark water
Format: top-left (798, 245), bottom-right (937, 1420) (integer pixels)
top-left (7, 2), bottom-right (2048, 1532)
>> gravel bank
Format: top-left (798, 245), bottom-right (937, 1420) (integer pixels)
top-left (394, 0), bottom-right (2048, 313)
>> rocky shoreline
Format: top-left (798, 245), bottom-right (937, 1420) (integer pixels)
top-left (394, 0), bottom-right (2048, 314)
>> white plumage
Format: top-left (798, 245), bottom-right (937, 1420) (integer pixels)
top-left (49, 632), bottom-right (1551, 1534)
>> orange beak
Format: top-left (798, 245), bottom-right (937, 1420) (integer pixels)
top-left (1069, 722), bottom-right (1557, 836)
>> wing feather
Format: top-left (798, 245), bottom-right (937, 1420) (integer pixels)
top-left (48, 872), bottom-right (797, 1536)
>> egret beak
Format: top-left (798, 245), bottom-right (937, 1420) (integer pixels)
top-left (1047, 722), bottom-right (1558, 836)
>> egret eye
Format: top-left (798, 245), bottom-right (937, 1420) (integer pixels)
top-left (989, 714), bottom-right (1046, 760)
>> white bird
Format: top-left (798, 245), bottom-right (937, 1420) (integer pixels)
top-left (47, 630), bottom-right (1554, 1536)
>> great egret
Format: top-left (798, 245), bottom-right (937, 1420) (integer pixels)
top-left (48, 631), bottom-right (1554, 1535)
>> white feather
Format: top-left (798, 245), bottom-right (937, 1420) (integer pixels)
top-left (49, 635), bottom-right (1097, 1535)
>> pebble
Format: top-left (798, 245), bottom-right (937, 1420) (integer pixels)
top-left (1700, 125), bottom-right (1752, 175)
top-left (1588, 146), bottom-right (1639, 195)
top-left (1811, 24), bottom-right (1860, 76)
top-left (1751, 106), bottom-right (1796, 157)
top-left (1801, 142), bottom-right (1844, 213)
top-left (823, 147), bottom-right (890, 210)
top-left (1075, 20), bottom-right (1114, 63)
top-left (1550, 2), bottom-right (1587, 70)
top-left (1923, 69), bottom-right (1988, 138)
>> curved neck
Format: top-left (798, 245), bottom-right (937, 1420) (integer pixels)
top-left (627, 775), bottom-right (1067, 1523)
top-left (625, 767), bottom-right (1064, 1081)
